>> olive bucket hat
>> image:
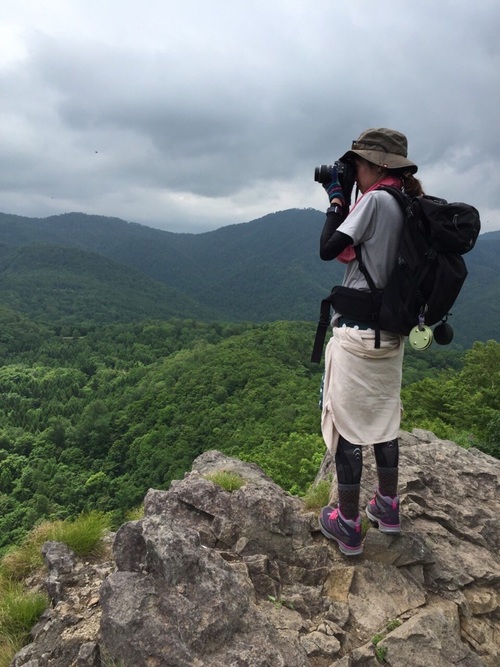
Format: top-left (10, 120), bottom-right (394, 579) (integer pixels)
top-left (340, 127), bottom-right (418, 173)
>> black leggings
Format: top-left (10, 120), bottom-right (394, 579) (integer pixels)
top-left (335, 435), bottom-right (399, 485)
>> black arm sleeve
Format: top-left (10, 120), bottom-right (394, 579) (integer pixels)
top-left (319, 208), bottom-right (354, 260)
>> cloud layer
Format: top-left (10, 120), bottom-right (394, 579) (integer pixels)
top-left (1, 0), bottom-right (499, 232)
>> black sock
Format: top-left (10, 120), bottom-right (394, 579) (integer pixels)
top-left (338, 483), bottom-right (360, 520)
top-left (377, 467), bottom-right (398, 498)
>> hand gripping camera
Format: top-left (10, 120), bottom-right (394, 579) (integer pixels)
top-left (314, 160), bottom-right (356, 208)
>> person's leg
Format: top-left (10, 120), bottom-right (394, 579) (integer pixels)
top-left (334, 435), bottom-right (363, 519)
top-left (366, 439), bottom-right (401, 533)
top-left (319, 435), bottom-right (363, 555)
top-left (373, 438), bottom-right (399, 497)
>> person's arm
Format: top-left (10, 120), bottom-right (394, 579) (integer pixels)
top-left (319, 166), bottom-right (354, 260)
top-left (319, 204), bottom-right (353, 260)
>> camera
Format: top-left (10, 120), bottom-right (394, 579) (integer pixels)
top-left (314, 159), bottom-right (356, 206)
top-left (314, 159), bottom-right (355, 187)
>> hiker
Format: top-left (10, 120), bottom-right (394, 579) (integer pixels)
top-left (317, 128), bottom-right (423, 556)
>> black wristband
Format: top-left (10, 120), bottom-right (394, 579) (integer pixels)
top-left (327, 204), bottom-right (344, 216)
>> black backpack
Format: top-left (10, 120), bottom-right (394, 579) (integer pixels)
top-left (311, 187), bottom-right (481, 362)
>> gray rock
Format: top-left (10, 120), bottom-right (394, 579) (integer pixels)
top-left (75, 641), bottom-right (100, 666)
top-left (11, 542), bottom-right (114, 667)
top-left (41, 541), bottom-right (76, 604)
top-left (100, 518), bottom-right (311, 666)
top-left (12, 432), bottom-right (500, 667)
top-left (379, 603), bottom-right (486, 667)
top-left (347, 561), bottom-right (427, 636)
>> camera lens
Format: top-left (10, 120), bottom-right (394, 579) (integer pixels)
top-left (314, 164), bottom-right (333, 184)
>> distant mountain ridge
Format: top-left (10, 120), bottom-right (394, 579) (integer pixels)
top-left (0, 209), bottom-right (497, 346)
top-left (0, 242), bottom-right (217, 327)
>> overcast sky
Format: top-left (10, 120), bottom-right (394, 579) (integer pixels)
top-left (1, 0), bottom-right (499, 233)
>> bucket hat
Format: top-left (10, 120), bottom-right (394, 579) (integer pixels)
top-left (340, 128), bottom-right (418, 173)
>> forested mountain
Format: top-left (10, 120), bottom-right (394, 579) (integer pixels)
top-left (0, 210), bottom-right (497, 346)
top-left (0, 243), bottom-right (219, 327)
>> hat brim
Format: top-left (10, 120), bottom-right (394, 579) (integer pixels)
top-left (341, 149), bottom-right (418, 174)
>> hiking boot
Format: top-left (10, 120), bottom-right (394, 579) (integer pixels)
top-left (319, 506), bottom-right (363, 556)
top-left (366, 489), bottom-right (401, 533)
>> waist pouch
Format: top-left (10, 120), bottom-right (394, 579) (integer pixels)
top-left (329, 286), bottom-right (383, 322)
top-left (310, 286), bottom-right (383, 363)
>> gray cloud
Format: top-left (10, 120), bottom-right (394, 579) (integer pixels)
top-left (0, 0), bottom-right (499, 232)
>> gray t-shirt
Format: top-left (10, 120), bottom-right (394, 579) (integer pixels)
top-left (337, 190), bottom-right (404, 291)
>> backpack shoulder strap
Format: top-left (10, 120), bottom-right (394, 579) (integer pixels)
top-left (353, 245), bottom-right (381, 348)
top-left (377, 185), bottom-right (411, 214)
top-left (354, 185), bottom-right (410, 288)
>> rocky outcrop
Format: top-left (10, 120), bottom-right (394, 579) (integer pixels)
top-left (12, 538), bottom-right (114, 667)
top-left (12, 430), bottom-right (500, 666)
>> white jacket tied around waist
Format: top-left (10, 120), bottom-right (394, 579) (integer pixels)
top-left (321, 325), bottom-right (404, 454)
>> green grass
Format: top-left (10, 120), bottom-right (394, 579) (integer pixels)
top-left (371, 618), bottom-right (402, 663)
top-left (361, 516), bottom-right (371, 538)
top-left (267, 595), bottom-right (295, 610)
top-left (385, 619), bottom-right (402, 632)
top-left (0, 579), bottom-right (48, 665)
top-left (0, 511), bottom-right (110, 582)
top-left (0, 580), bottom-right (48, 640)
top-left (100, 654), bottom-right (126, 667)
top-left (205, 470), bottom-right (246, 492)
top-left (302, 479), bottom-right (330, 511)
top-left (48, 511), bottom-right (110, 557)
top-left (126, 504), bottom-right (145, 521)
top-left (0, 510), bottom-right (110, 666)
top-left (0, 635), bottom-right (24, 667)
top-left (0, 523), bottom-right (51, 582)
